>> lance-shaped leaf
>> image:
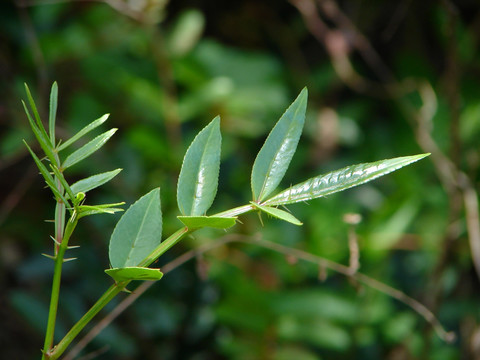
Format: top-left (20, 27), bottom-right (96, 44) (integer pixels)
top-left (251, 88), bottom-right (308, 202)
top-left (58, 114), bottom-right (110, 151)
top-left (23, 141), bottom-right (69, 206)
top-left (263, 154), bottom-right (430, 206)
top-left (177, 216), bottom-right (237, 229)
top-left (250, 202), bottom-right (302, 226)
top-left (78, 202), bottom-right (125, 219)
top-left (62, 128), bottom-right (117, 169)
top-left (70, 169), bottom-right (122, 196)
top-left (177, 116), bottom-right (221, 215)
top-left (22, 101), bottom-right (56, 163)
top-left (105, 267), bottom-right (163, 282)
top-left (109, 188), bottom-right (162, 268)
top-left (49, 82), bottom-right (58, 144)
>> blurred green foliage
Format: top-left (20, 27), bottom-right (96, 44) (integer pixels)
top-left (1, 1), bottom-right (480, 359)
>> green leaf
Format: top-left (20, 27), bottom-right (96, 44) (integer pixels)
top-left (177, 116), bottom-right (221, 215)
top-left (109, 188), bottom-right (162, 268)
top-left (105, 267), bottom-right (163, 282)
top-left (49, 164), bottom-right (76, 203)
top-left (250, 202), bottom-right (302, 226)
top-left (49, 82), bottom-right (58, 144)
top-left (58, 114), bottom-right (110, 151)
top-left (62, 128), bottom-right (117, 169)
top-left (23, 141), bottom-right (69, 206)
top-left (22, 101), bottom-right (56, 163)
top-left (70, 169), bottom-right (122, 196)
top-left (78, 202), bottom-right (124, 219)
top-left (177, 216), bottom-right (237, 229)
top-left (251, 88), bottom-right (308, 202)
top-left (24, 83), bottom-right (46, 135)
top-left (263, 154), bottom-right (430, 206)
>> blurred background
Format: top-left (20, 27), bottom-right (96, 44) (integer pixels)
top-left (1, 0), bottom-right (480, 359)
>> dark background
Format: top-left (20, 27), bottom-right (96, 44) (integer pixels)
top-left (1, 0), bottom-right (480, 359)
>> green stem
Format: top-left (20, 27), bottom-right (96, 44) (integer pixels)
top-left (42, 215), bottom-right (77, 359)
top-left (47, 204), bottom-right (255, 358)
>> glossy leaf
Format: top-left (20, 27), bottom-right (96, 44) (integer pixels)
top-left (49, 82), bottom-right (58, 144)
top-left (58, 114), bottom-right (110, 151)
top-left (177, 215), bottom-right (237, 229)
top-left (70, 169), bottom-right (122, 196)
top-left (251, 88), bottom-right (308, 202)
top-left (62, 128), bottom-right (117, 169)
top-left (177, 116), bottom-right (221, 215)
top-left (263, 154), bottom-right (430, 206)
top-left (250, 202), bottom-right (302, 226)
top-left (109, 188), bottom-right (162, 268)
top-left (105, 267), bottom-right (163, 282)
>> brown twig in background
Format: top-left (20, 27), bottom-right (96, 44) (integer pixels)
top-left (64, 232), bottom-right (453, 359)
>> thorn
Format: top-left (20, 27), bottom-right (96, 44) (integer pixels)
top-left (42, 253), bottom-right (56, 261)
top-left (67, 245), bottom-right (80, 249)
top-left (63, 257), bottom-right (77, 263)
top-left (50, 236), bottom-right (61, 245)
top-left (122, 287), bottom-right (132, 294)
top-left (257, 212), bottom-right (264, 227)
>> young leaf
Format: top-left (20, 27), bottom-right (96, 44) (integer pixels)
top-left (62, 128), bottom-right (117, 169)
top-left (22, 101), bottom-right (56, 163)
top-left (49, 82), bottom-right (58, 144)
top-left (78, 203), bottom-right (124, 219)
top-left (177, 116), bottom-right (221, 216)
top-left (250, 202), bottom-right (302, 226)
top-left (23, 141), bottom-right (69, 206)
top-left (57, 114), bottom-right (110, 151)
top-left (105, 267), bottom-right (163, 282)
top-left (251, 88), bottom-right (308, 202)
top-left (177, 216), bottom-right (237, 229)
top-left (70, 169), bottom-right (122, 196)
top-left (109, 188), bottom-right (162, 268)
top-left (263, 154), bottom-right (430, 206)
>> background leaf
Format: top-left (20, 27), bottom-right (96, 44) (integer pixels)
top-left (177, 116), bottom-right (221, 215)
top-left (264, 154), bottom-right (430, 206)
top-left (109, 188), bottom-right (162, 268)
top-left (251, 88), bottom-right (307, 202)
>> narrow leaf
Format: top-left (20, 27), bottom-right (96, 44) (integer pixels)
top-left (251, 88), bottom-right (308, 202)
top-left (109, 188), bottom-right (162, 268)
top-left (22, 101), bottom-right (56, 163)
top-left (250, 202), bottom-right (302, 226)
top-left (263, 154), bottom-right (430, 206)
top-left (105, 267), bottom-right (163, 282)
top-left (58, 114), bottom-right (110, 151)
top-left (49, 164), bottom-right (76, 203)
top-left (24, 83), bottom-right (45, 132)
top-left (177, 216), bottom-right (237, 229)
top-left (23, 141), bottom-right (69, 205)
top-left (62, 128), bottom-right (117, 169)
top-left (177, 116), bottom-right (221, 215)
top-left (70, 169), bottom-right (122, 196)
top-left (49, 82), bottom-right (58, 144)
top-left (78, 203), bottom-right (124, 219)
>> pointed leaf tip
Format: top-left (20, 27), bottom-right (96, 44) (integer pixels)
top-left (251, 88), bottom-right (308, 202)
top-left (177, 116), bottom-right (222, 216)
top-left (263, 154), bottom-right (430, 206)
top-left (109, 188), bottom-right (162, 268)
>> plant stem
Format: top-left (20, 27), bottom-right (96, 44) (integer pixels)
top-left (42, 214), bottom-right (77, 359)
